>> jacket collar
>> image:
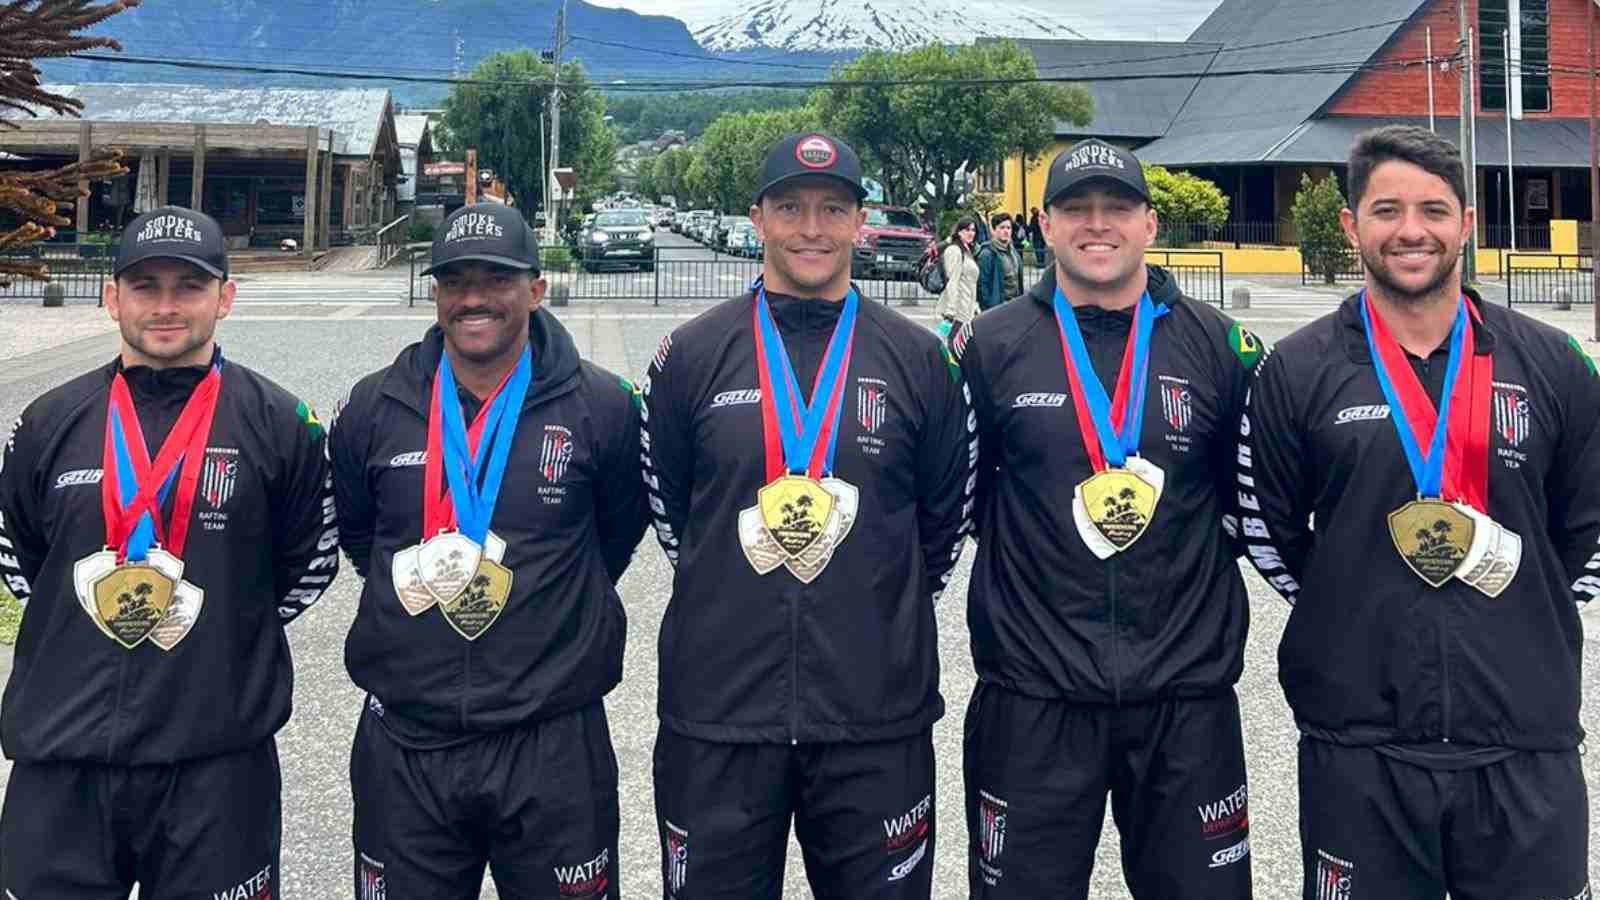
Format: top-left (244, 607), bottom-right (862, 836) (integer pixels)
top-left (1336, 286), bottom-right (1499, 364)
top-left (379, 307), bottom-right (583, 415)
top-left (1026, 263), bottom-right (1184, 317)
top-left (106, 344), bottom-right (222, 401)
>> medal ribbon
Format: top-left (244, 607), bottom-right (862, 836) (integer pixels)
top-left (421, 345), bottom-right (533, 543)
top-left (100, 359), bottom-right (223, 563)
top-left (1052, 288), bottom-right (1167, 472)
top-left (1361, 292), bottom-right (1492, 510)
top-left (751, 287), bottom-right (859, 482)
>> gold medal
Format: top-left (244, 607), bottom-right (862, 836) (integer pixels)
top-left (740, 476), bottom-right (859, 583)
top-left (758, 475), bottom-right (836, 558)
top-left (92, 563), bottom-right (177, 650)
top-left (1388, 499), bottom-right (1475, 588)
top-left (440, 557), bottom-right (514, 641)
top-left (1076, 467), bottom-right (1160, 554)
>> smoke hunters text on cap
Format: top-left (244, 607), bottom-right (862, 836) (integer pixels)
top-left (1042, 138), bottom-right (1153, 208)
top-left (753, 133), bottom-right (868, 204)
top-left (115, 206), bottom-right (229, 279)
top-left (422, 203), bottom-right (541, 277)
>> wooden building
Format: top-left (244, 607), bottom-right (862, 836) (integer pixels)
top-left (0, 83), bottom-right (403, 253)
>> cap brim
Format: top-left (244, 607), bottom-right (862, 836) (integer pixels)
top-left (420, 253), bottom-right (538, 277)
top-left (754, 172), bottom-right (868, 204)
top-left (115, 253), bottom-right (226, 280)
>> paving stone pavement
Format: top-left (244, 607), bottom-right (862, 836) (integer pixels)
top-left (0, 270), bottom-right (1597, 898)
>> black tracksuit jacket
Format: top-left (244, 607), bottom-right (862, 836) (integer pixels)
top-left (330, 310), bottom-right (647, 745)
top-left (640, 287), bottom-right (973, 744)
top-left (954, 265), bottom-right (1254, 704)
top-left (0, 351), bottom-right (338, 764)
top-left (1238, 290), bottom-right (1600, 750)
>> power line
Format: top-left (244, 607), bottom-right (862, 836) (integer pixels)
top-left (62, 50), bottom-right (1442, 94)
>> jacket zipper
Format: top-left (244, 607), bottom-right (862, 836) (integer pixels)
top-left (791, 590), bottom-right (800, 745)
top-left (1110, 558), bottom-right (1122, 706)
top-left (1438, 594), bottom-right (1451, 742)
top-left (1416, 356), bottom-right (1451, 743)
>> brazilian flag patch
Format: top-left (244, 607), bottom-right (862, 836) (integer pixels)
top-left (1569, 335), bottom-right (1599, 379)
top-left (295, 399), bottom-right (324, 441)
top-left (1229, 323), bottom-right (1263, 370)
top-left (620, 375), bottom-right (644, 412)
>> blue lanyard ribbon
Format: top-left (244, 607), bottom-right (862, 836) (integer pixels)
top-left (108, 405), bottom-right (178, 562)
top-left (1051, 288), bottom-right (1166, 468)
top-left (1360, 292), bottom-right (1467, 499)
top-left (435, 344), bottom-right (534, 543)
top-left (755, 287), bottom-right (859, 476)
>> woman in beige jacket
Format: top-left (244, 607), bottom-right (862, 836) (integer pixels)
top-left (935, 216), bottom-right (981, 331)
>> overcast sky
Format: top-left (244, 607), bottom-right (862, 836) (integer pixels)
top-left (584, 0), bottom-right (1223, 40)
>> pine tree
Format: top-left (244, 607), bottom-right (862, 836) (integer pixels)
top-left (0, 0), bottom-right (139, 285)
top-left (1291, 173), bottom-right (1352, 285)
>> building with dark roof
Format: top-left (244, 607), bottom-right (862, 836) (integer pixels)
top-left (995, 0), bottom-right (1592, 249)
top-left (1, 84), bottom-right (404, 251)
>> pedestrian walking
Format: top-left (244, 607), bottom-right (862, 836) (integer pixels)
top-left (951, 138), bottom-right (1259, 899)
top-left (329, 202), bottom-right (647, 898)
top-left (976, 213), bottom-right (1025, 311)
top-left (1237, 124), bottom-right (1599, 900)
top-left (639, 132), bottom-right (972, 899)
top-left (935, 216), bottom-right (982, 333)
top-left (1027, 207), bottom-right (1047, 268)
top-left (0, 206), bottom-right (339, 899)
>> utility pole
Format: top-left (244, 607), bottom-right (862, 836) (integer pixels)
top-left (1505, 29), bottom-right (1517, 252)
top-left (1590, 0), bottom-right (1598, 337)
top-left (1427, 26), bottom-right (1436, 133)
top-left (1458, 0), bottom-right (1478, 282)
top-left (545, 0), bottom-right (569, 245)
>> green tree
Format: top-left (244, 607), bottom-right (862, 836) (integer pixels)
top-left (439, 50), bottom-right (613, 213)
top-left (696, 106), bottom-right (823, 212)
top-left (635, 154), bottom-right (661, 202)
top-left (813, 41), bottom-right (1092, 222)
top-left (1292, 173), bottom-right (1352, 284)
top-left (1144, 165), bottom-right (1229, 246)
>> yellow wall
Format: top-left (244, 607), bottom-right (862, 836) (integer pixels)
top-left (999, 141), bottom-right (1075, 213)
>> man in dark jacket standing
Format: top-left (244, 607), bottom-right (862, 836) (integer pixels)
top-left (0, 207), bottom-right (338, 899)
top-left (976, 213), bottom-right (1025, 311)
top-left (953, 139), bottom-right (1258, 899)
top-left (640, 133), bottom-right (971, 899)
top-left (330, 203), bottom-right (646, 898)
top-left (1238, 125), bottom-right (1596, 900)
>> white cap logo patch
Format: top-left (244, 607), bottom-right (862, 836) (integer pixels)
top-left (796, 135), bottom-right (837, 169)
top-left (135, 214), bottom-right (205, 245)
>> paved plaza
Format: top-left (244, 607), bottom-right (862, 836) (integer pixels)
top-left (2, 253), bottom-right (1598, 898)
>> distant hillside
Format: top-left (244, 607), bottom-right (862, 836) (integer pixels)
top-left (38, 0), bottom-right (854, 106)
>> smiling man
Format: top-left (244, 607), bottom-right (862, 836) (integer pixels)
top-left (1238, 125), bottom-right (1598, 899)
top-left (951, 139), bottom-right (1260, 899)
top-left (329, 203), bottom-right (646, 898)
top-left (0, 206), bottom-right (338, 899)
top-left (640, 133), bottom-right (971, 899)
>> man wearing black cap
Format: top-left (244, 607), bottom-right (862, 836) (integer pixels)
top-left (640, 133), bottom-right (971, 898)
top-left (0, 205), bottom-right (339, 898)
top-left (330, 202), bottom-right (646, 898)
top-left (950, 139), bottom-right (1259, 898)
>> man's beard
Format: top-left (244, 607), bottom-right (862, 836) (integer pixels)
top-left (1362, 242), bottom-right (1458, 306)
top-left (122, 319), bottom-right (213, 363)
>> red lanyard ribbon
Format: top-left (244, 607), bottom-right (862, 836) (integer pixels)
top-left (421, 362), bottom-right (515, 536)
top-left (100, 364), bottom-right (222, 562)
top-left (1364, 295), bottom-right (1493, 511)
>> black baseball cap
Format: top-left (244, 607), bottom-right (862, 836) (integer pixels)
top-left (1042, 138), bottom-right (1152, 208)
top-left (422, 203), bottom-right (541, 276)
top-left (753, 133), bottom-right (868, 204)
top-left (115, 206), bottom-right (229, 279)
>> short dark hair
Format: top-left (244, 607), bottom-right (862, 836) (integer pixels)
top-left (989, 213), bottom-right (1012, 229)
top-left (1346, 125), bottom-right (1467, 211)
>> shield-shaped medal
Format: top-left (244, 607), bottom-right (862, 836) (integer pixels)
top-left (1388, 499), bottom-right (1475, 588)
top-left (92, 564), bottom-right (177, 649)
top-left (440, 558), bottom-right (513, 641)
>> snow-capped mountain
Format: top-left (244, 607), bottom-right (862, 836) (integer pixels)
top-left (690, 0), bottom-right (1091, 52)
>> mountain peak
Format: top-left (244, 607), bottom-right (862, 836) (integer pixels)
top-left (690, 0), bottom-right (1090, 53)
